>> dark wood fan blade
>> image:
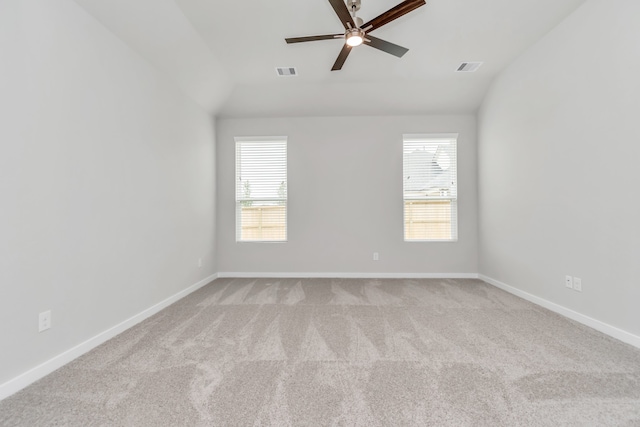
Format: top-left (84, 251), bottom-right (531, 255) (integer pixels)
top-left (331, 44), bottom-right (352, 71)
top-left (285, 34), bottom-right (343, 44)
top-left (364, 35), bottom-right (409, 58)
top-left (361, 0), bottom-right (425, 32)
top-left (328, 0), bottom-right (355, 29)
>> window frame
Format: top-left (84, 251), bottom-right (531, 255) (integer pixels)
top-left (235, 136), bottom-right (288, 243)
top-left (402, 133), bottom-right (459, 243)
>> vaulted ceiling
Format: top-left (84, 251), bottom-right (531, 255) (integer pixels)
top-left (73, 0), bottom-right (585, 117)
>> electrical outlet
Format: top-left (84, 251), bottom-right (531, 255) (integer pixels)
top-left (39, 311), bottom-right (51, 332)
top-left (573, 277), bottom-right (582, 292)
top-left (198, 258), bottom-right (203, 268)
top-left (565, 275), bottom-right (573, 289)
top-left (373, 252), bottom-right (379, 261)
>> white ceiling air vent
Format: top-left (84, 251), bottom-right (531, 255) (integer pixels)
top-left (456, 62), bottom-right (483, 72)
top-left (276, 67), bottom-right (298, 77)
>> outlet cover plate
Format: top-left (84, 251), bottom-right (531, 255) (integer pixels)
top-left (565, 276), bottom-right (573, 289)
top-left (39, 310), bottom-right (51, 332)
top-left (573, 277), bottom-right (582, 292)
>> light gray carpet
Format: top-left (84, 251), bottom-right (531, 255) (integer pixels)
top-left (1, 278), bottom-right (640, 426)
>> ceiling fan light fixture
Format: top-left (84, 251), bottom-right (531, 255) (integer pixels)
top-left (345, 28), bottom-right (364, 47)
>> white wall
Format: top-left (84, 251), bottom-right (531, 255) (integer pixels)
top-left (217, 116), bottom-right (478, 275)
top-left (0, 0), bottom-right (217, 386)
top-left (478, 0), bottom-right (640, 337)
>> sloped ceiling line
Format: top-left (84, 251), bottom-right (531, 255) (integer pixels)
top-left (74, 0), bottom-right (587, 118)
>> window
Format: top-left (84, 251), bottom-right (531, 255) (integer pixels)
top-left (403, 134), bottom-right (458, 241)
top-left (235, 137), bottom-right (287, 242)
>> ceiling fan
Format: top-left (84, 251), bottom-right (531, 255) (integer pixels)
top-left (285, 0), bottom-right (426, 71)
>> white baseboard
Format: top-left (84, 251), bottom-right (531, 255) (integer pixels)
top-left (217, 272), bottom-right (479, 279)
top-left (0, 273), bottom-right (218, 401)
top-left (479, 274), bottom-right (640, 349)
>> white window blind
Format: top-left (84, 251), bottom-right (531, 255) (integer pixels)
top-left (235, 137), bottom-right (287, 242)
top-left (403, 134), bottom-right (458, 241)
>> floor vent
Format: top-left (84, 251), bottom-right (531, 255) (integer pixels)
top-left (276, 67), bottom-right (298, 77)
top-left (456, 62), bottom-right (483, 72)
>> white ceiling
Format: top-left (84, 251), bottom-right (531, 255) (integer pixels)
top-left (74, 0), bottom-right (586, 117)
